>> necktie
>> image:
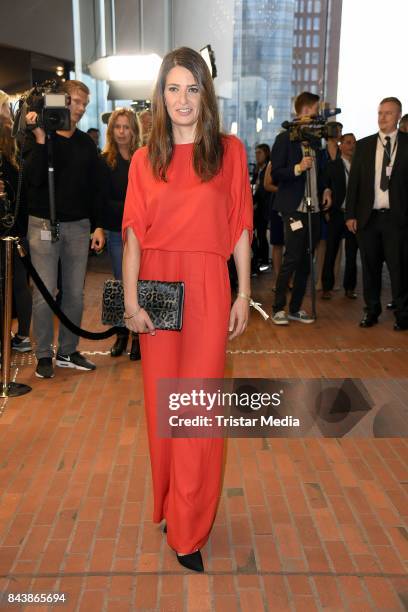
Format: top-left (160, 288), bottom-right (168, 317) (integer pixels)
top-left (380, 136), bottom-right (391, 191)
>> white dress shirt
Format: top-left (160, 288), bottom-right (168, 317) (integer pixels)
top-left (374, 129), bottom-right (398, 210)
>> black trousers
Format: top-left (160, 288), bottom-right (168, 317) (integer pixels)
top-left (253, 206), bottom-right (269, 265)
top-left (322, 209), bottom-right (359, 291)
top-left (13, 237), bottom-right (33, 337)
top-left (357, 210), bottom-right (408, 324)
top-left (274, 211), bottom-right (320, 314)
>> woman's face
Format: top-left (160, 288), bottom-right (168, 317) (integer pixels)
top-left (255, 148), bottom-right (267, 166)
top-left (164, 66), bottom-right (201, 133)
top-left (113, 115), bottom-right (132, 148)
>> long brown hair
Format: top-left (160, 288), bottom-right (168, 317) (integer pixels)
top-left (0, 122), bottom-right (17, 169)
top-left (148, 47), bottom-right (223, 181)
top-left (102, 108), bottom-right (141, 169)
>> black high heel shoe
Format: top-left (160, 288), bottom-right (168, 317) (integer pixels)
top-left (129, 333), bottom-right (141, 361)
top-left (110, 333), bottom-right (129, 357)
top-left (176, 550), bottom-right (204, 572)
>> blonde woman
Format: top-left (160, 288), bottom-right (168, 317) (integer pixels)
top-left (100, 108), bottom-right (141, 358)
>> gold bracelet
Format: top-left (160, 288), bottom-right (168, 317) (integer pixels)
top-left (237, 292), bottom-right (251, 301)
top-left (123, 308), bottom-right (141, 320)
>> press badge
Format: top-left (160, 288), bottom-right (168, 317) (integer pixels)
top-left (290, 219), bottom-right (303, 231)
top-left (40, 221), bottom-right (52, 241)
top-left (386, 165), bottom-right (392, 177)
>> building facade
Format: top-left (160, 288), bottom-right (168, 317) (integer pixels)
top-left (219, 0), bottom-right (343, 160)
top-left (292, 0), bottom-right (343, 107)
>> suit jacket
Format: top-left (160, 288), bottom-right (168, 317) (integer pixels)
top-left (271, 130), bottom-right (326, 214)
top-left (325, 157), bottom-right (347, 212)
top-left (345, 131), bottom-right (408, 229)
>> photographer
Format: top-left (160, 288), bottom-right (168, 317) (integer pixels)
top-left (271, 92), bottom-right (331, 325)
top-left (24, 80), bottom-right (105, 378)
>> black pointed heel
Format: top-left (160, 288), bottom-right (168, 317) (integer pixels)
top-left (129, 333), bottom-right (141, 361)
top-left (163, 524), bottom-right (167, 533)
top-left (176, 550), bottom-right (204, 572)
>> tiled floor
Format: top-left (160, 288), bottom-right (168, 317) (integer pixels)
top-left (0, 257), bottom-right (407, 611)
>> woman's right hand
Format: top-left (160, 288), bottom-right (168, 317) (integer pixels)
top-left (124, 307), bottom-right (156, 335)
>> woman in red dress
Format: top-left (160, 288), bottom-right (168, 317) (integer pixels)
top-left (122, 47), bottom-right (252, 572)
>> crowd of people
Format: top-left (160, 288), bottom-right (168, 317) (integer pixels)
top-left (0, 46), bottom-right (408, 573)
top-left (252, 94), bottom-right (408, 330)
top-left (0, 73), bottom-right (407, 381)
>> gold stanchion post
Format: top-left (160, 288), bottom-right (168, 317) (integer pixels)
top-left (0, 237), bottom-right (31, 398)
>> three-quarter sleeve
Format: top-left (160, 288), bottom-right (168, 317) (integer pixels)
top-left (122, 151), bottom-right (148, 245)
top-left (228, 138), bottom-right (253, 253)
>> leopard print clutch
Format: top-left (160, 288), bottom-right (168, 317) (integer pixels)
top-left (102, 279), bottom-right (184, 331)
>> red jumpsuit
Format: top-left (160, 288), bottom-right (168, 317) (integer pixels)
top-left (122, 136), bottom-right (253, 553)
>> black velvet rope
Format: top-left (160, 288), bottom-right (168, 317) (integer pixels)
top-left (17, 245), bottom-right (120, 340)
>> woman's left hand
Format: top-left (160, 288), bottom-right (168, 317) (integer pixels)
top-left (228, 296), bottom-right (249, 340)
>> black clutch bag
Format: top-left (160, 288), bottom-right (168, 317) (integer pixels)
top-left (102, 279), bottom-right (184, 331)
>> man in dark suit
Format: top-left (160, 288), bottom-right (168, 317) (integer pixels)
top-left (346, 97), bottom-right (408, 330)
top-left (271, 92), bottom-right (331, 325)
top-left (322, 133), bottom-right (359, 299)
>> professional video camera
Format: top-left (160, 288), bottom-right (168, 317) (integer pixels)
top-left (281, 107), bottom-right (342, 148)
top-left (12, 80), bottom-right (70, 137)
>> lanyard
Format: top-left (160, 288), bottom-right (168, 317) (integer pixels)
top-left (378, 134), bottom-right (397, 163)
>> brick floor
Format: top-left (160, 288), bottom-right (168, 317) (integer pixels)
top-left (0, 256), bottom-right (407, 611)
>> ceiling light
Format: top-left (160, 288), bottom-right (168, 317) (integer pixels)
top-left (88, 54), bottom-right (162, 82)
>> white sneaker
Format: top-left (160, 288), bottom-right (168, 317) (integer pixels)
top-left (272, 310), bottom-right (289, 325)
top-left (288, 310), bottom-right (315, 324)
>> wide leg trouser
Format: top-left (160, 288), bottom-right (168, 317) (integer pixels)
top-left (138, 250), bottom-right (231, 554)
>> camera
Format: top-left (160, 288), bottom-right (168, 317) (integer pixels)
top-left (12, 80), bottom-right (71, 137)
top-left (281, 107), bottom-right (342, 149)
top-left (26, 80), bottom-right (70, 131)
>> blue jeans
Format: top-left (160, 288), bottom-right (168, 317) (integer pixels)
top-left (27, 216), bottom-right (90, 359)
top-left (107, 230), bottom-right (123, 280)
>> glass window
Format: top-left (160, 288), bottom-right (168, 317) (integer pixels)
top-left (305, 34), bottom-right (311, 46)
top-left (312, 52), bottom-right (320, 63)
top-left (313, 16), bottom-right (320, 29)
top-left (313, 34), bottom-right (319, 46)
top-left (306, 17), bottom-right (312, 30)
top-left (305, 52), bottom-right (310, 63)
top-left (314, 0), bottom-right (321, 11)
top-left (308, 0), bottom-right (313, 11)
top-left (304, 68), bottom-right (310, 80)
top-left (215, 1), bottom-right (312, 159)
top-left (311, 68), bottom-right (318, 80)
